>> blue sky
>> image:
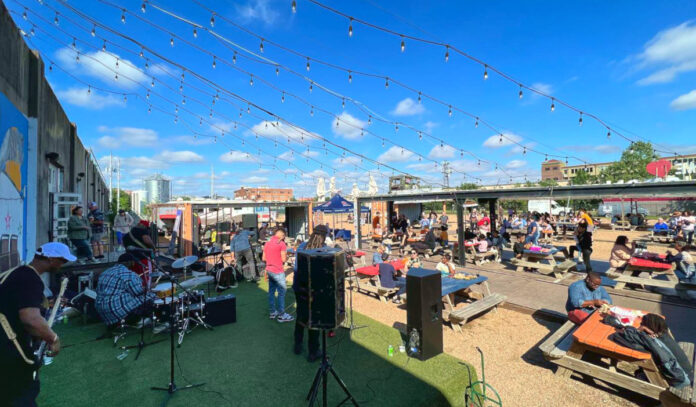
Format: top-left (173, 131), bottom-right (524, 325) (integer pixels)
top-left (8, 0), bottom-right (696, 197)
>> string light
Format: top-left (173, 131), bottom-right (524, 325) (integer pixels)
top-left (212, 56), bottom-right (216, 69)
top-left (120, 9), bottom-right (125, 24)
top-left (499, 134), bottom-right (503, 144)
top-left (29, 25), bottom-right (35, 36)
top-left (210, 13), bottom-right (215, 27)
top-left (523, 146), bottom-right (526, 155)
top-left (182, 96), bottom-right (186, 105)
top-left (102, 40), bottom-right (106, 52)
top-left (477, 159), bottom-right (481, 166)
top-left (309, 81), bottom-right (313, 92)
top-left (341, 98), bottom-right (345, 109)
top-left (418, 132), bottom-right (422, 140)
top-left (550, 98), bottom-right (555, 112)
top-left (87, 85), bottom-right (91, 95)
top-left (249, 75), bottom-right (254, 86)
top-left (395, 123), bottom-right (399, 132)
top-left (148, 105), bottom-right (152, 113)
top-left (607, 130), bottom-right (611, 139)
top-left (193, 28), bottom-right (198, 38)
top-left (259, 39), bottom-right (264, 53)
top-left (291, 0), bottom-right (296, 13)
top-left (475, 117), bottom-right (479, 128)
top-left (150, 78), bottom-right (155, 87)
top-left (385, 77), bottom-right (389, 89)
top-left (71, 37), bottom-right (76, 48)
top-left (382, 139), bottom-right (385, 148)
top-left (115, 58), bottom-right (119, 68)
top-left (367, 116), bottom-right (372, 126)
top-left (123, 94), bottom-right (127, 102)
top-left (306, 57), bottom-right (310, 72)
top-left (483, 65), bottom-right (488, 80)
top-left (578, 112), bottom-right (583, 126)
top-left (114, 73), bottom-right (118, 81)
top-left (146, 90), bottom-right (150, 99)
top-left (75, 52), bottom-right (79, 62)
top-left (348, 17), bottom-right (353, 37)
top-left (400, 36), bottom-right (405, 52)
top-left (170, 37), bottom-right (174, 47)
top-left (139, 47), bottom-right (144, 58)
top-left (448, 105), bottom-right (452, 117)
top-left (417, 92), bottom-right (422, 103)
top-left (310, 106), bottom-right (314, 116)
top-left (348, 71), bottom-right (352, 83)
top-left (22, 8), bottom-right (27, 20)
top-left (233, 51), bottom-right (237, 64)
top-left (281, 92), bottom-right (285, 103)
top-left (54, 12), bottom-right (59, 26)
top-left (247, 104), bottom-right (251, 114)
top-left (275, 65), bottom-right (279, 76)
top-left (141, 2), bottom-right (146, 13)
top-left (91, 25), bottom-right (96, 36)
top-left (518, 85), bottom-right (523, 99)
top-left (444, 45), bottom-right (449, 62)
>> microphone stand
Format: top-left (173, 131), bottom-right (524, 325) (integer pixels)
top-left (151, 267), bottom-right (205, 405)
top-left (119, 248), bottom-right (164, 360)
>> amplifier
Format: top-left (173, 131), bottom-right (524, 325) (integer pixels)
top-left (206, 294), bottom-right (237, 326)
top-left (242, 214), bottom-right (258, 229)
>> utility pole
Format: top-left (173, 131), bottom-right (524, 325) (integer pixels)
top-left (116, 158), bottom-right (121, 212)
top-left (211, 164), bottom-right (215, 199)
top-left (442, 161), bottom-right (452, 188)
top-left (109, 152), bottom-right (113, 209)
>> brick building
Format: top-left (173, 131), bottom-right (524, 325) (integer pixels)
top-left (234, 187), bottom-right (293, 202)
top-left (541, 154), bottom-right (696, 182)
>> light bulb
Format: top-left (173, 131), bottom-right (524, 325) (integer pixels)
top-left (148, 105), bottom-right (152, 113)
top-left (499, 134), bottom-right (503, 143)
top-left (385, 77), bottom-right (389, 89)
top-left (193, 28), bottom-right (197, 38)
top-left (210, 14), bottom-right (215, 27)
top-left (121, 10), bottom-right (125, 23)
top-left (150, 78), bottom-right (154, 87)
top-left (139, 48), bottom-right (144, 58)
top-left (91, 25), bottom-right (96, 36)
top-left (309, 82), bottom-right (313, 92)
top-left (114, 73), bottom-right (118, 81)
top-left (368, 116), bottom-right (372, 125)
top-left (249, 75), bottom-right (254, 86)
top-left (275, 66), bottom-right (279, 76)
top-left (477, 159), bottom-right (481, 166)
top-left (170, 37), bottom-right (174, 47)
top-left (578, 113), bottom-right (583, 126)
top-left (87, 86), bottom-right (91, 95)
top-left (71, 37), bottom-right (77, 49)
top-left (382, 139), bottom-right (385, 147)
top-left (550, 98), bottom-right (555, 112)
top-left (484, 65), bottom-right (488, 80)
top-left (444, 45), bottom-right (449, 62)
top-left (54, 12), bottom-right (59, 25)
top-left (175, 105), bottom-right (178, 114)
top-left (123, 94), bottom-right (127, 102)
top-left (418, 132), bottom-right (422, 140)
top-left (401, 148), bottom-right (404, 155)
top-left (212, 57), bottom-right (216, 68)
top-left (260, 39), bottom-right (264, 53)
top-left (182, 97), bottom-right (186, 105)
top-left (75, 53), bottom-right (80, 62)
top-left (146, 90), bottom-right (150, 99)
top-left (400, 37), bottom-right (405, 52)
top-left (233, 52), bottom-right (236, 64)
top-left (281, 92), bottom-right (285, 103)
top-left (475, 117), bottom-right (479, 128)
top-left (247, 104), bottom-right (251, 113)
top-left (102, 41), bottom-right (106, 52)
top-left (341, 98), bottom-right (345, 109)
top-left (607, 130), bottom-right (611, 139)
top-left (418, 92), bottom-right (422, 103)
top-left (22, 9), bottom-right (27, 20)
top-left (348, 18), bottom-right (353, 37)
top-left (519, 85), bottom-right (523, 99)
top-left (292, 0), bottom-right (297, 13)
top-left (179, 83), bottom-right (183, 92)
top-left (306, 58), bottom-right (310, 71)
top-left (115, 58), bottom-right (119, 68)
top-left (141, 2), bottom-right (146, 12)
top-left (448, 105), bottom-right (452, 117)
top-left (523, 147), bottom-right (526, 155)
top-left (310, 107), bottom-right (314, 116)
top-left (565, 157), bottom-right (568, 164)
top-left (395, 123), bottom-right (399, 132)
top-left (348, 71), bottom-right (352, 83)
top-left (440, 141), bottom-right (444, 148)
top-left (460, 150), bottom-right (464, 157)
top-left (30, 26), bottom-right (34, 36)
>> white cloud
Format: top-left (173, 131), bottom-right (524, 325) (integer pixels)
top-left (247, 120), bottom-right (312, 142)
top-left (155, 150), bottom-right (204, 163)
top-left (670, 89), bottom-right (696, 110)
top-left (235, 0), bottom-right (279, 25)
top-left (482, 132), bottom-right (522, 148)
top-left (428, 145), bottom-right (456, 159)
top-left (530, 82), bottom-right (553, 97)
top-left (55, 48), bottom-right (147, 89)
top-left (278, 151), bottom-right (295, 161)
top-left (635, 21), bottom-right (696, 85)
top-left (378, 146), bottom-right (413, 163)
top-left (219, 150), bottom-right (256, 163)
top-left (98, 155), bottom-right (167, 172)
top-left (424, 121), bottom-right (438, 133)
top-left (55, 87), bottom-right (124, 110)
top-left (505, 160), bottom-right (526, 169)
top-left (391, 98), bottom-right (425, 116)
top-left (173, 135), bottom-right (214, 146)
top-left (97, 126), bottom-right (158, 148)
top-left (332, 113), bottom-right (367, 140)
top-left (241, 176), bottom-right (269, 184)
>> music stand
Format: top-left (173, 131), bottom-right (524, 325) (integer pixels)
top-left (306, 330), bottom-right (358, 407)
top-left (343, 250), bottom-right (367, 336)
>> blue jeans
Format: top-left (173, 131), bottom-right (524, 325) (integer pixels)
top-left (525, 232), bottom-right (539, 246)
top-left (267, 271), bottom-right (286, 314)
top-left (71, 239), bottom-right (93, 259)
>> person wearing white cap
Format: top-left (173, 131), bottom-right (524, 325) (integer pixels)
top-left (0, 242), bottom-right (74, 406)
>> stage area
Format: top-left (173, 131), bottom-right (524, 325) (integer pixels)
top-left (38, 281), bottom-right (475, 407)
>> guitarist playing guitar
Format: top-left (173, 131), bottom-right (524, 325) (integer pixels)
top-left (0, 242), bottom-right (75, 407)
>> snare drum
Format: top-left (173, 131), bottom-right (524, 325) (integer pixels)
top-left (152, 282), bottom-right (175, 299)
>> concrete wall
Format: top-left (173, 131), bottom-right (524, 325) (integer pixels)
top-left (0, 4), bottom-right (108, 249)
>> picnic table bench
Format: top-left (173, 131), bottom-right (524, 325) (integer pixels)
top-left (351, 259), bottom-right (406, 303)
top-left (509, 247), bottom-right (576, 279)
top-left (456, 241), bottom-right (499, 266)
top-left (540, 311), bottom-right (696, 402)
top-left (608, 255), bottom-right (678, 291)
top-left (650, 230), bottom-right (676, 244)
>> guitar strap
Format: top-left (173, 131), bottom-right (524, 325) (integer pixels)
top-left (0, 266), bottom-right (37, 365)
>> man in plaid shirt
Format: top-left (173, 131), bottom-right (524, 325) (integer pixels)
top-left (95, 264), bottom-right (156, 327)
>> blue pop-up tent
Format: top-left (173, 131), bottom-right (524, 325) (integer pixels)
top-left (312, 194), bottom-right (369, 240)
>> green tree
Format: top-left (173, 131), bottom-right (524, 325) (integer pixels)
top-left (110, 189), bottom-right (131, 213)
top-left (599, 141), bottom-right (658, 182)
top-left (571, 168), bottom-right (597, 185)
top-left (457, 183), bottom-right (479, 190)
top-left (538, 179), bottom-right (558, 187)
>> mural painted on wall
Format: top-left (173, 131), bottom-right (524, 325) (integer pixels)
top-left (0, 93), bottom-right (29, 270)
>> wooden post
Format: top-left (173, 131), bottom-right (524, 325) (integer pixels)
top-left (456, 201), bottom-right (465, 266)
top-left (354, 197), bottom-right (361, 250)
top-left (489, 198), bottom-right (498, 234)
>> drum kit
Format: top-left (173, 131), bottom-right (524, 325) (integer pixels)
top-left (150, 255), bottom-right (214, 345)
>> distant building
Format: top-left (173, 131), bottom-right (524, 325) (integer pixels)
top-left (389, 175), bottom-right (422, 192)
top-left (130, 190), bottom-right (146, 215)
top-left (234, 187), bottom-right (293, 202)
top-left (541, 154), bottom-right (696, 182)
top-left (144, 174), bottom-right (171, 204)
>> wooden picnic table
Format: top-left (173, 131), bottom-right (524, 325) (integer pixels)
top-left (610, 255), bottom-right (678, 291)
top-left (351, 259), bottom-right (406, 302)
top-left (541, 310), bottom-right (696, 402)
top-left (509, 247), bottom-right (575, 279)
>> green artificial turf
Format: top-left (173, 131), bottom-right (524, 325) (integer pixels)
top-left (38, 281), bottom-right (476, 406)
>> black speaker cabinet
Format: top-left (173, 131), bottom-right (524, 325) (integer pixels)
top-left (406, 268), bottom-right (442, 361)
top-left (206, 294), bottom-right (237, 326)
top-left (242, 214), bottom-right (258, 229)
top-left (295, 248), bottom-right (346, 330)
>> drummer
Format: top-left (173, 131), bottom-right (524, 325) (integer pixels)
top-left (123, 220), bottom-right (157, 286)
top-left (95, 263), bottom-right (157, 329)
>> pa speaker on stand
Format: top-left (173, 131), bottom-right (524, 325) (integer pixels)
top-left (406, 268), bottom-right (443, 361)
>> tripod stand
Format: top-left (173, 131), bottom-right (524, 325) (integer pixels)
top-left (120, 249), bottom-right (164, 360)
top-left (344, 260), bottom-right (367, 336)
top-left (151, 274), bottom-right (205, 406)
top-left (306, 330), bottom-right (359, 407)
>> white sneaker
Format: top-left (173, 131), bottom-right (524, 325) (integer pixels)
top-left (269, 311), bottom-right (279, 320)
top-left (277, 313), bottom-right (294, 323)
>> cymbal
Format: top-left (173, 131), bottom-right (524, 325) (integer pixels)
top-left (172, 255), bottom-right (199, 269)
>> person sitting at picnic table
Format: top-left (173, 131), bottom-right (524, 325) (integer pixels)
top-left (609, 235), bottom-right (635, 271)
top-left (653, 218), bottom-right (670, 233)
top-left (611, 313), bottom-right (692, 389)
top-left (491, 230), bottom-right (506, 253)
top-left (510, 215), bottom-right (522, 230)
top-left (436, 253), bottom-right (456, 277)
top-left (666, 238), bottom-right (696, 284)
top-left (403, 249), bottom-right (422, 272)
top-left (373, 245), bottom-right (386, 265)
top-left (419, 215), bottom-right (430, 229)
top-left (513, 234), bottom-right (526, 259)
top-left (565, 271), bottom-right (612, 324)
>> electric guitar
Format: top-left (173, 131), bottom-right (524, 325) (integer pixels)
top-left (33, 277), bottom-right (68, 378)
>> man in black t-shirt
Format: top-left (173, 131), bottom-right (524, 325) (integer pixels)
top-left (0, 242), bottom-right (74, 406)
top-left (123, 221), bottom-right (156, 258)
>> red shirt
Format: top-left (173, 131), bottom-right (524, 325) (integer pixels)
top-left (263, 236), bottom-right (287, 274)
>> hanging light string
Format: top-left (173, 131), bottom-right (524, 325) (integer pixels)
top-left (25, 1), bottom-right (505, 184)
top-left (128, 0), bottom-right (578, 170)
top-left (302, 0), bottom-right (677, 156)
top-left (18, 14), bottom-right (447, 189)
top-left (182, 0), bottom-right (594, 165)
